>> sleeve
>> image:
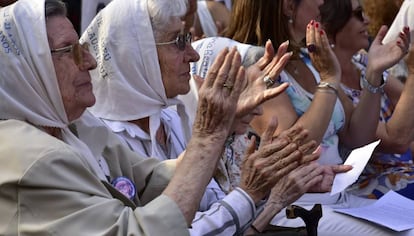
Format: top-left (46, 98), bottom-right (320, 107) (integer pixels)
top-left (199, 179), bottom-right (227, 211)
top-left (189, 188), bottom-right (259, 236)
top-left (18, 147), bottom-right (189, 236)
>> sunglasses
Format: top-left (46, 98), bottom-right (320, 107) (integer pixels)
top-left (51, 42), bottom-right (90, 65)
top-left (352, 7), bottom-right (366, 22)
top-left (156, 32), bottom-right (192, 51)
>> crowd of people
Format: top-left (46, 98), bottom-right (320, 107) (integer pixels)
top-left (0, 0), bottom-right (414, 235)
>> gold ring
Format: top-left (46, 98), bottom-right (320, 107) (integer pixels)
top-left (223, 82), bottom-right (233, 90)
top-left (263, 75), bottom-right (275, 88)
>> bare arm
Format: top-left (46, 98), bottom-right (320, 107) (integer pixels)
top-left (252, 21), bottom-right (341, 146)
top-left (340, 26), bottom-right (411, 148)
top-left (376, 42), bottom-right (414, 153)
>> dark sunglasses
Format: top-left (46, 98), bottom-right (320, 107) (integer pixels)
top-left (156, 32), bottom-right (192, 51)
top-left (352, 7), bottom-right (366, 22)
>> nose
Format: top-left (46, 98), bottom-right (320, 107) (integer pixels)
top-left (79, 48), bottom-right (97, 71)
top-left (185, 44), bottom-right (200, 62)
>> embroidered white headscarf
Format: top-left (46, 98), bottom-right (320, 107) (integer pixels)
top-left (179, 37), bottom-right (252, 126)
top-left (81, 0), bottom-right (191, 157)
top-left (0, 0), bottom-right (108, 181)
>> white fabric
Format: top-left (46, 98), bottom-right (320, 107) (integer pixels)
top-left (382, 0), bottom-right (414, 46)
top-left (179, 37), bottom-right (252, 125)
top-left (0, 0), bottom-right (108, 181)
top-left (103, 108), bottom-right (187, 160)
top-left (197, 1), bottom-right (218, 37)
top-left (81, 0), bottom-right (191, 158)
top-left (80, 0), bottom-right (112, 33)
top-left (271, 192), bottom-right (414, 236)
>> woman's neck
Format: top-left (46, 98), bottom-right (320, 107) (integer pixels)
top-left (129, 117), bottom-right (167, 147)
top-left (130, 117), bottom-right (150, 134)
top-left (334, 47), bottom-right (361, 89)
top-left (42, 126), bottom-right (62, 139)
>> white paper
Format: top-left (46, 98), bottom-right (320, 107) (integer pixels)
top-left (330, 140), bottom-right (380, 195)
top-left (335, 191), bottom-right (414, 231)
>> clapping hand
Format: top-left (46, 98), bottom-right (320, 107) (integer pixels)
top-left (236, 40), bottom-right (291, 118)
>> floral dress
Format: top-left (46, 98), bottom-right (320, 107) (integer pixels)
top-left (343, 53), bottom-right (414, 200)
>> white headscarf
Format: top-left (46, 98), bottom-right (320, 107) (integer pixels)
top-left (0, 0), bottom-right (108, 181)
top-left (179, 37), bottom-right (252, 125)
top-left (81, 0), bottom-right (191, 156)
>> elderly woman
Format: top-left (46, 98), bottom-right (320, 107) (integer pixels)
top-left (0, 0), bottom-right (281, 234)
top-left (81, 0), bottom-right (320, 235)
top-left (320, 0), bottom-right (414, 200)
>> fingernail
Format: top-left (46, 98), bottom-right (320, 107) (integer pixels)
top-left (284, 40), bottom-right (290, 45)
top-left (315, 22), bottom-right (319, 28)
top-left (310, 20), bottom-right (314, 25)
top-left (320, 30), bottom-right (324, 35)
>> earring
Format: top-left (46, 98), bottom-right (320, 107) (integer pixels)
top-left (288, 17), bottom-right (293, 24)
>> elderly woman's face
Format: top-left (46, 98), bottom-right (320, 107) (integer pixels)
top-left (156, 17), bottom-right (200, 98)
top-left (47, 16), bottom-right (97, 122)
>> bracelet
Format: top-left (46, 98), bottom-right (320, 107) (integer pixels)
top-left (361, 73), bottom-right (387, 94)
top-left (317, 81), bottom-right (338, 95)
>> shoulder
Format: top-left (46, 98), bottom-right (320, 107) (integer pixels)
top-left (0, 119), bottom-right (85, 181)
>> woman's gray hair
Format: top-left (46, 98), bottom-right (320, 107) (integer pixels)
top-left (147, 0), bottom-right (188, 41)
top-left (45, 0), bottom-right (67, 18)
top-left (243, 46), bottom-right (265, 67)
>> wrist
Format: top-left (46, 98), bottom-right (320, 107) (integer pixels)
top-left (316, 81), bottom-right (338, 95)
top-left (361, 72), bottom-right (387, 94)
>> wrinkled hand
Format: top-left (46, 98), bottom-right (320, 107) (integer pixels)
top-left (236, 40), bottom-right (291, 118)
top-left (240, 135), bottom-right (300, 203)
top-left (193, 47), bottom-right (245, 137)
top-left (308, 164), bottom-right (353, 192)
top-left (368, 26), bottom-right (410, 74)
top-left (239, 118), bottom-right (317, 203)
top-left (266, 162), bottom-right (325, 208)
top-left (306, 20), bottom-right (341, 83)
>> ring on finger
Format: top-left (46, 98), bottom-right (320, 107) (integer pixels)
top-left (263, 75), bottom-right (275, 88)
top-left (307, 44), bottom-right (316, 53)
top-left (223, 82), bottom-right (233, 90)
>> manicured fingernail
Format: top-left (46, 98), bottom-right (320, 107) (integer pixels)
top-left (320, 30), bottom-right (324, 35)
top-left (315, 22), bottom-right (319, 28)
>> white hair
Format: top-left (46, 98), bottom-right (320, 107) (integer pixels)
top-left (147, 0), bottom-right (188, 40)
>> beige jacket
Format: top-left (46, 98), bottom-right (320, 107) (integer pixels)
top-left (0, 119), bottom-right (189, 235)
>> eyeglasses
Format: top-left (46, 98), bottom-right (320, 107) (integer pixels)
top-left (352, 7), bottom-right (366, 22)
top-left (50, 42), bottom-right (90, 65)
top-left (155, 32), bottom-right (192, 51)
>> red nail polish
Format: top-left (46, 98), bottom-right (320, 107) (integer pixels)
top-left (400, 32), bottom-right (404, 37)
top-left (397, 41), bottom-right (401, 45)
top-left (315, 22), bottom-right (319, 28)
top-left (310, 20), bottom-right (314, 25)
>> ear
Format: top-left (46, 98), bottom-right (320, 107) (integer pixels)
top-left (282, 0), bottom-right (296, 18)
